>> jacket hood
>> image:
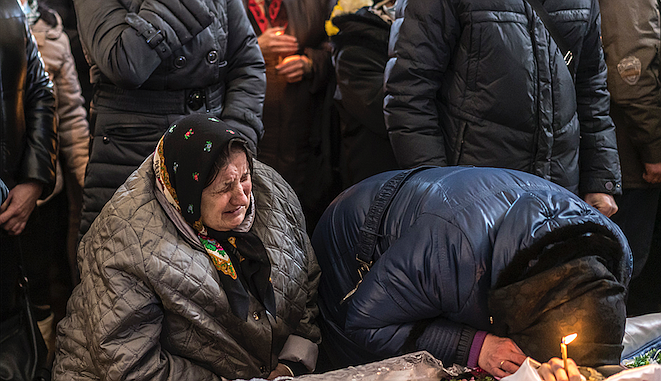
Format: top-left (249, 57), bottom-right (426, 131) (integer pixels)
top-left (31, 8), bottom-right (63, 43)
top-left (489, 222), bottom-right (629, 367)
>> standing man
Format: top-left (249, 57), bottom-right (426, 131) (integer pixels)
top-left (75, 0), bottom-right (266, 235)
top-left (384, 0), bottom-right (621, 217)
top-left (599, 0), bottom-right (661, 315)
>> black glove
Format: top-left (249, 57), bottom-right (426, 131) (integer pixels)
top-left (139, 0), bottom-right (214, 47)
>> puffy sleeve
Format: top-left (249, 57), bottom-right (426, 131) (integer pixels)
top-left (72, 0), bottom-right (213, 88)
top-left (51, 30), bottom-right (89, 187)
top-left (383, 0), bottom-right (459, 168)
top-left (574, 0), bottom-right (622, 195)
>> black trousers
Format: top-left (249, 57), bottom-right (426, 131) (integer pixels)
top-left (612, 188), bottom-right (661, 315)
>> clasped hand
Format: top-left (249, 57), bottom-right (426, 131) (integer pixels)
top-left (257, 27), bottom-right (311, 83)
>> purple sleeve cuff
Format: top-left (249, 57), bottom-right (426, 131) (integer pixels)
top-left (467, 331), bottom-right (488, 368)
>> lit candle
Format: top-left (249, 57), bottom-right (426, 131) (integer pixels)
top-left (561, 333), bottom-right (578, 371)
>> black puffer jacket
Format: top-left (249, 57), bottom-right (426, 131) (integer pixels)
top-left (0, 0), bottom-right (57, 193)
top-left (331, 9), bottom-right (399, 187)
top-left (384, 0), bottom-right (621, 196)
top-left (75, 0), bottom-right (266, 234)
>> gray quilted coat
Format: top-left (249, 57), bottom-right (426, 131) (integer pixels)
top-left (53, 157), bottom-right (321, 380)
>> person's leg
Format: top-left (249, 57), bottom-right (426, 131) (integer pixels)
top-left (0, 231), bottom-right (20, 322)
top-left (612, 188), bottom-right (661, 277)
top-left (612, 188), bottom-right (661, 315)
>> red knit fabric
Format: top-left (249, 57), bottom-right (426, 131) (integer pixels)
top-left (247, 0), bottom-right (286, 33)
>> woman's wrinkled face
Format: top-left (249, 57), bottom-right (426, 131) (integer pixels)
top-left (200, 149), bottom-right (252, 231)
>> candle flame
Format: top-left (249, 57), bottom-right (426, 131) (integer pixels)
top-left (562, 333), bottom-right (578, 345)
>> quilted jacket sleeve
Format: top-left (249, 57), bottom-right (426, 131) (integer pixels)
top-left (49, 28), bottom-right (89, 188)
top-left (344, 214), bottom-right (478, 366)
top-left (278, 238), bottom-right (322, 371)
top-left (72, 215), bottom-right (222, 381)
top-left (277, 169), bottom-right (322, 371)
top-left (383, 0), bottom-right (459, 168)
top-left (574, 0), bottom-right (622, 196)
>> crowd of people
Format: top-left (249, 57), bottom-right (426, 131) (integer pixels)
top-left (0, 0), bottom-right (659, 379)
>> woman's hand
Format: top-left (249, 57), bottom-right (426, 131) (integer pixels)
top-left (0, 181), bottom-right (43, 235)
top-left (267, 363), bottom-right (294, 379)
top-left (478, 334), bottom-right (527, 378)
top-left (257, 27), bottom-right (299, 59)
top-left (537, 357), bottom-right (584, 381)
top-left (275, 55), bottom-right (312, 83)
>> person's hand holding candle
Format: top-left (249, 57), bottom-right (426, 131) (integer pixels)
top-left (257, 27), bottom-right (298, 61)
top-left (538, 357), bottom-right (585, 381)
top-left (275, 54), bottom-right (312, 83)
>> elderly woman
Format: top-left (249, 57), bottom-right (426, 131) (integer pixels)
top-left (53, 114), bottom-right (320, 380)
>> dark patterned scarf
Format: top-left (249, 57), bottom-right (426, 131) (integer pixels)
top-left (153, 114), bottom-right (275, 320)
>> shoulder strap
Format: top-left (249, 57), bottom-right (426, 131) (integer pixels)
top-left (341, 166), bottom-right (436, 304)
top-left (355, 166), bottom-right (436, 268)
top-left (523, 0), bottom-right (575, 77)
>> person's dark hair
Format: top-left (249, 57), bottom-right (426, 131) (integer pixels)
top-left (204, 139), bottom-right (253, 188)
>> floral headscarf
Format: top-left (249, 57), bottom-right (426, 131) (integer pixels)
top-left (153, 114), bottom-right (274, 320)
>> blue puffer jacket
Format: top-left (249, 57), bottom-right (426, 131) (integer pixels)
top-left (384, 0), bottom-right (621, 196)
top-left (312, 166), bottom-right (632, 369)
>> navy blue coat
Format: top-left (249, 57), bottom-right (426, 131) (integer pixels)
top-left (312, 166), bottom-right (631, 369)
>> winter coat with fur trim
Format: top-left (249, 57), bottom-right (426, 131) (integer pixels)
top-left (312, 166), bottom-right (632, 369)
top-left (53, 157), bottom-right (320, 381)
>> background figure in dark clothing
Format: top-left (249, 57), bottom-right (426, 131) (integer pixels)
top-left (75, 0), bottom-right (266, 235)
top-left (329, 0), bottom-right (399, 188)
top-left (384, 0), bottom-right (622, 218)
top-left (599, 0), bottom-right (661, 316)
top-left (245, 0), bottom-right (341, 232)
top-left (20, 0), bottom-right (91, 353)
top-left (0, 0), bottom-right (57, 322)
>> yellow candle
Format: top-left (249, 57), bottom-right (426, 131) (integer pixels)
top-left (561, 333), bottom-right (578, 372)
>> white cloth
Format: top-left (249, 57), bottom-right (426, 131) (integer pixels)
top-left (622, 313), bottom-right (661, 359)
top-left (502, 358), bottom-right (543, 381)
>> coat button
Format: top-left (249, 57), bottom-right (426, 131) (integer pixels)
top-left (207, 50), bottom-right (218, 64)
top-left (260, 366), bottom-right (268, 373)
top-left (174, 55), bottom-right (187, 69)
top-left (605, 181), bottom-right (614, 191)
top-left (187, 90), bottom-right (204, 110)
top-left (253, 311), bottom-right (260, 321)
top-left (102, 136), bottom-right (110, 144)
